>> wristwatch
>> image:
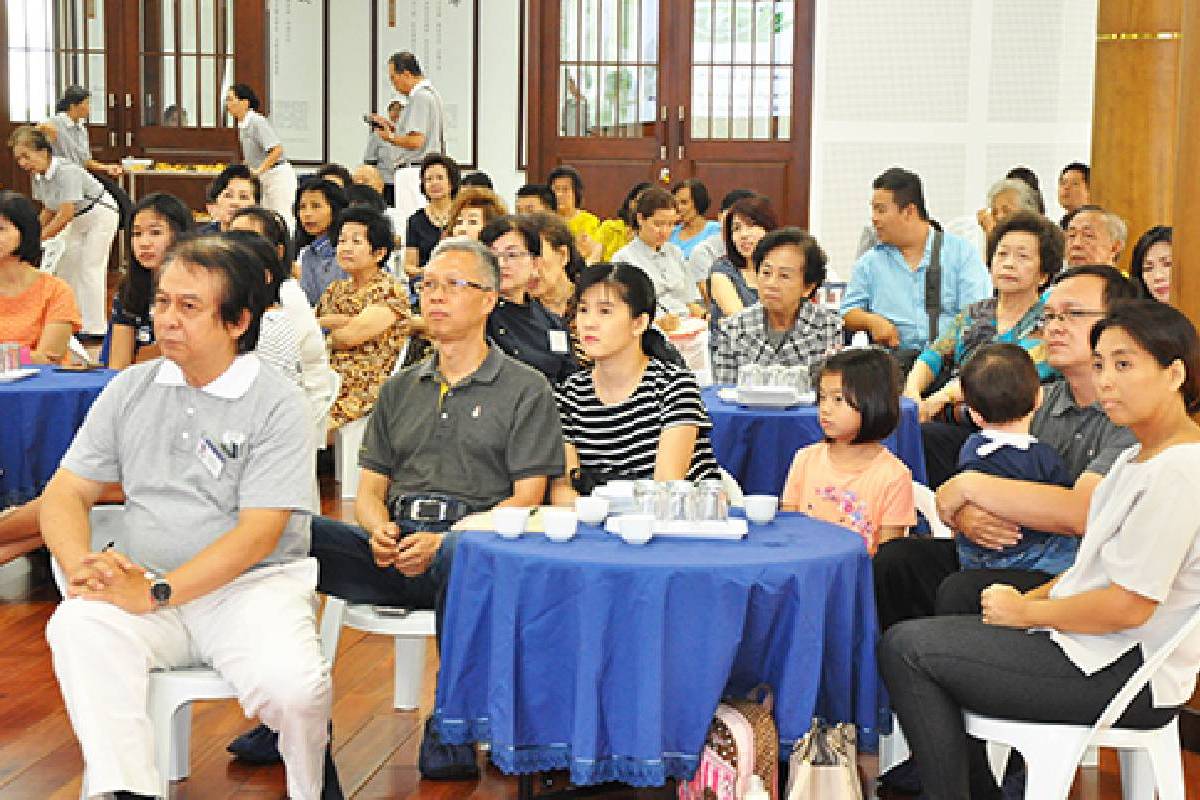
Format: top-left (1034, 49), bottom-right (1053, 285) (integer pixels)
top-left (145, 571), bottom-right (172, 610)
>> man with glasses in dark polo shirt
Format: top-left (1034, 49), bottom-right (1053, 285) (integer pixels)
top-left (232, 237), bottom-right (565, 775)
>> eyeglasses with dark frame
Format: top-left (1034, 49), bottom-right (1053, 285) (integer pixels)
top-left (1037, 309), bottom-right (1106, 326)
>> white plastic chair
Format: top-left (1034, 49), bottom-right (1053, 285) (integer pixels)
top-left (332, 338), bottom-right (410, 500)
top-left (55, 506), bottom-right (336, 799)
top-left (912, 481), bottom-right (953, 539)
top-left (963, 603), bottom-right (1200, 799)
top-left (319, 596), bottom-right (436, 710)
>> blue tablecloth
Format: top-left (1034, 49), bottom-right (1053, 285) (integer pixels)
top-left (703, 387), bottom-right (927, 495)
top-left (433, 513), bottom-right (887, 787)
top-left (0, 366), bottom-right (116, 507)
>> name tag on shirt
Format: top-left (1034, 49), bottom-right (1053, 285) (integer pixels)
top-left (548, 329), bottom-right (570, 354)
top-left (197, 437), bottom-right (225, 479)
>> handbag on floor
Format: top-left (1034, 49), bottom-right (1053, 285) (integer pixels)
top-left (678, 687), bottom-right (778, 800)
top-left (784, 718), bottom-right (862, 800)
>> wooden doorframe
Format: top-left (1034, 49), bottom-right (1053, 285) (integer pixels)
top-left (525, 0), bottom-right (816, 225)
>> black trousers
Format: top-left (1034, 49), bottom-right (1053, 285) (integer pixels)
top-left (873, 537), bottom-right (1058, 629)
top-left (879, 616), bottom-right (1175, 800)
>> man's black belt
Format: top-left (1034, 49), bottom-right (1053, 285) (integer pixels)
top-left (389, 493), bottom-right (469, 533)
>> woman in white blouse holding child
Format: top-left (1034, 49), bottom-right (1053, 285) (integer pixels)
top-left (881, 299), bottom-right (1200, 800)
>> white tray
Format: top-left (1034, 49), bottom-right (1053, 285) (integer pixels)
top-left (0, 368), bottom-right (38, 383)
top-left (727, 385), bottom-right (815, 407)
top-left (604, 516), bottom-right (748, 540)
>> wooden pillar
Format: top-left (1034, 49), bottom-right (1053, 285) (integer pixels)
top-left (1090, 0), bottom-right (1182, 272)
top-left (1173, 0), bottom-right (1200, 750)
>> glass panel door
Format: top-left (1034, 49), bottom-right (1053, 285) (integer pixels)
top-left (139, 0), bottom-right (234, 130)
top-left (690, 0), bottom-right (794, 142)
top-left (559, 0), bottom-right (659, 139)
top-left (6, 0), bottom-right (110, 124)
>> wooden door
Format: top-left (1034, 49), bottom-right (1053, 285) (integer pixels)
top-left (528, 0), bottom-right (814, 225)
top-left (120, 0), bottom-right (262, 166)
top-left (0, 0), bottom-right (125, 190)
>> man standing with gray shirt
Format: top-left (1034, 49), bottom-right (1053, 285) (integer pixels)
top-left (41, 236), bottom-right (330, 800)
top-left (371, 51), bottom-right (447, 228)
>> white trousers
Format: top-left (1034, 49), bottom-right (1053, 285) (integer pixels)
top-left (47, 558), bottom-right (331, 800)
top-left (392, 165), bottom-right (427, 235)
top-left (57, 199), bottom-right (119, 336)
top-left (260, 163), bottom-right (300, 234)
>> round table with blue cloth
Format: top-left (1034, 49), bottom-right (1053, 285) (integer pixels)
top-left (702, 386), bottom-right (927, 495)
top-left (0, 366), bottom-right (116, 507)
top-left (433, 512), bottom-right (887, 787)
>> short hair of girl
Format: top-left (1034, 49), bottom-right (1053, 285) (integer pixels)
top-left (230, 206), bottom-right (294, 266)
top-left (333, 206), bottom-right (395, 265)
top-left (959, 343), bottom-right (1040, 425)
top-left (121, 192), bottom-right (195, 317)
top-left (292, 176), bottom-right (348, 248)
top-left (986, 210), bottom-right (1064, 282)
top-left (7, 125), bottom-right (52, 153)
top-left (229, 83), bottom-right (261, 111)
top-left (0, 190), bottom-right (42, 266)
top-left (480, 214), bottom-right (542, 257)
top-left (547, 164), bottom-right (585, 205)
top-left (817, 347), bottom-right (901, 444)
top-left (527, 211), bottom-right (585, 282)
top-left (617, 181), bottom-right (653, 226)
top-left (447, 187), bottom-right (509, 232)
top-left (225, 229), bottom-right (287, 306)
top-left (673, 178), bottom-right (711, 215)
top-left (166, 234), bottom-right (269, 354)
top-left (1090, 299), bottom-right (1200, 414)
top-left (723, 195), bottom-right (779, 270)
top-left (634, 186), bottom-right (676, 224)
top-left (573, 262), bottom-right (685, 367)
top-left (1130, 225), bottom-right (1172, 300)
top-left (751, 227), bottom-right (828, 299)
top-left (420, 153), bottom-right (462, 198)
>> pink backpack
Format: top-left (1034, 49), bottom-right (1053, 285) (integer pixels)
top-left (679, 693), bottom-right (778, 800)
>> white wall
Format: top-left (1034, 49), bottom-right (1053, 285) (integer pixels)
top-left (809, 0), bottom-right (1098, 279)
top-left (304, 0), bottom-right (526, 204)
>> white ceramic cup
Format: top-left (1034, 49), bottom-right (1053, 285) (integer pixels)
top-left (493, 507), bottom-right (531, 539)
top-left (575, 495), bottom-right (610, 525)
top-left (744, 495), bottom-right (779, 524)
top-left (543, 509), bottom-right (579, 542)
top-left (618, 513), bottom-right (655, 545)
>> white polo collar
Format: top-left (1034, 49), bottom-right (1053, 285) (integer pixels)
top-left (154, 354), bottom-right (261, 399)
top-left (237, 109), bottom-right (259, 130)
top-left (975, 429), bottom-right (1038, 457)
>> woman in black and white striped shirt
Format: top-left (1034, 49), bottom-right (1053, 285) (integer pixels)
top-left (551, 262), bottom-right (719, 504)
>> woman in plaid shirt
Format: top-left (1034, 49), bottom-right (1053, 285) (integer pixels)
top-left (711, 227), bottom-right (843, 384)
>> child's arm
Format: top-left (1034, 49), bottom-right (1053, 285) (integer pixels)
top-left (779, 447), bottom-right (813, 512)
top-left (877, 525), bottom-right (907, 545)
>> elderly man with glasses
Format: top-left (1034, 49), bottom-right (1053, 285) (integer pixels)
top-left (303, 237), bottom-right (564, 777)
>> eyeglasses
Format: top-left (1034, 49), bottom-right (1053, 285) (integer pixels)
top-left (492, 250), bottom-right (532, 264)
top-left (1037, 309), bottom-right (1106, 326)
top-left (416, 277), bottom-right (495, 296)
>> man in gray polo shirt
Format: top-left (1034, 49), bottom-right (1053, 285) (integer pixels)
top-left (372, 51), bottom-right (447, 227)
top-left (40, 236), bottom-right (330, 800)
top-left (874, 265), bottom-right (1141, 631)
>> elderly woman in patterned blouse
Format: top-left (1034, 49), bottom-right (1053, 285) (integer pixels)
top-left (711, 227), bottom-right (843, 385)
top-left (317, 206), bottom-right (410, 436)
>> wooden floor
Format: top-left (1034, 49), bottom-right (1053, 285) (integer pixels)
top-left (0, 475), bottom-right (1197, 798)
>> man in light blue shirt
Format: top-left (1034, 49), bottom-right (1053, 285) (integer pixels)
top-left (840, 167), bottom-right (990, 353)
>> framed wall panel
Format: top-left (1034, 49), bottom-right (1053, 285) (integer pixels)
top-left (266, 0), bottom-right (326, 164)
top-left (375, 0), bottom-right (479, 167)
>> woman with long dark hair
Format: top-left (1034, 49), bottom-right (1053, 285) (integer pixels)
top-left (104, 193), bottom-right (193, 368)
top-left (550, 262), bottom-right (717, 504)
